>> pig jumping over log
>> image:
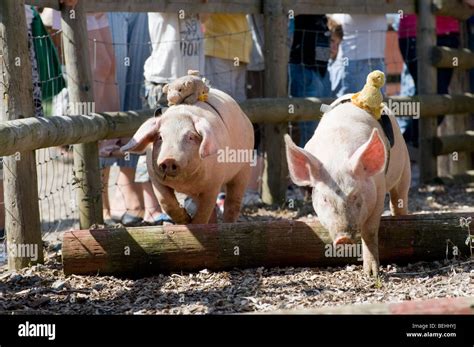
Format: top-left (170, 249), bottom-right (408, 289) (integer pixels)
top-left (285, 95), bottom-right (411, 276)
top-left (121, 89), bottom-right (254, 224)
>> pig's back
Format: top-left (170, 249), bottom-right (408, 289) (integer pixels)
top-left (307, 102), bottom-right (380, 164)
top-left (196, 88), bottom-right (254, 150)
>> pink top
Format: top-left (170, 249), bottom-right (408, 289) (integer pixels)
top-left (398, 15), bottom-right (459, 38)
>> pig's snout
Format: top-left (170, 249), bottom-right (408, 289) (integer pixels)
top-left (158, 158), bottom-right (179, 178)
top-left (333, 233), bottom-right (355, 247)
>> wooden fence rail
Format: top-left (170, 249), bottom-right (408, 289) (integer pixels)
top-left (1, 95), bottom-right (473, 157)
top-left (431, 46), bottom-right (474, 69)
top-left (433, 131), bottom-right (474, 156)
top-left (25, 0), bottom-right (474, 18)
top-left (26, 0), bottom-right (415, 14)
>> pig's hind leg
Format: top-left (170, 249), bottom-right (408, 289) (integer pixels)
top-left (223, 166), bottom-right (251, 223)
top-left (389, 159), bottom-right (411, 215)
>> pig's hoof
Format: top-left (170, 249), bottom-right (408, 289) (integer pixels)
top-left (171, 210), bottom-right (192, 224)
top-left (363, 259), bottom-right (380, 277)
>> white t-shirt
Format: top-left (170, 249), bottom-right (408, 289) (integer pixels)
top-left (330, 14), bottom-right (387, 61)
top-left (143, 13), bottom-right (204, 84)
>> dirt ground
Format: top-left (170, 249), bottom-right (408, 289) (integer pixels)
top-left (0, 182), bottom-right (473, 314)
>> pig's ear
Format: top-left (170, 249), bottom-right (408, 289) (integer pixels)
top-left (193, 116), bottom-right (219, 158)
top-left (350, 128), bottom-right (386, 178)
top-left (120, 117), bottom-right (160, 154)
top-left (162, 84), bottom-right (169, 94)
top-left (284, 134), bottom-right (321, 186)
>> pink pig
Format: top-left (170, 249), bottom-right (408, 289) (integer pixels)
top-left (121, 89), bottom-right (254, 224)
top-left (285, 95), bottom-right (411, 276)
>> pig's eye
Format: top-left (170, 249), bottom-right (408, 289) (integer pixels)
top-left (178, 88), bottom-right (182, 92)
top-left (187, 133), bottom-right (199, 142)
top-left (322, 197), bottom-right (328, 204)
top-left (158, 134), bottom-right (162, 141)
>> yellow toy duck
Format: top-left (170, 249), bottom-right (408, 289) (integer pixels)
top-left (351, 70), bottom-right (385, 120)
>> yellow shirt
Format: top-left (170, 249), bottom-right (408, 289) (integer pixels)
top-left (204, 14), bottom-right (252, 64)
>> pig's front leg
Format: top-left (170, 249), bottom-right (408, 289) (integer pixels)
top-left (191, 187), bottom-right (221, 224)
top-left (361, 224), bottom-right (380, 277)
top-left (361, 196), bottom-right (385, 277)
top-left (152, 182), bottom-right (191, 224)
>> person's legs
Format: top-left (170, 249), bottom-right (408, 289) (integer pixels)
top-left (469, 20), bottom-right (474, 92)
top-left (101, 166), bottom-right (112, 221)
top-left (246, 70), bottom-right (264, 193)
top-left (0, 173), bottom-right (4, 231)
top-left (107, 12), bottom-right (128, 111)
top-left (346, 58), bottom-right (384, 94)
top-left (289, 64), bottom-right (318, 147)
top-left (299, 69), bottom-right (331, 146)
top-left (399, 36), bottom-right (418, 146)
top-left (124, 12), bottom-right (150, 111)
top-left (90, 24), bottom-right (145, 222)
top-left (115, 166), bottom-right (143, 219)
top-left (329, 56), bottom-right (345, 98)
top-left (339, 59), bottom-right (358, 95)
top-left (135, 81), bottom-right (167, 223)
top-left (142, 181), bottom-right (164, 222)
top-left (88, 26), bottom-right (119, 113)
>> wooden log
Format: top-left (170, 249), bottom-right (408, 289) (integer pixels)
top-left (0, 0), bottom-right (43, 269)
top-left (266, 296), bottom-right (474, 314)
top-left (433, 0), bottom-right (474, 20)
top-left (61, 1), bottom-right (103, 228)
top-left (0, 95), bottom-right (473, 157)
top-left (432, 46), bottom-right (474, 69)
top-left (433, 131), bottom-right (474, 155)
top-left (417, 0), bottom-right (438, 184)
top-left (62, 213), bottom-right (473, 276)
top-left (262, 0), bottom-right (289, 205)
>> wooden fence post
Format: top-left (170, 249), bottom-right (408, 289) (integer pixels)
top-left (437, 21), bottom-right (472, 178)
top-left (262, 0), bottom-right (289, 205)
top-left (61, 1), bottom-right (103, 227)
top-left (417, 0), bottom-right (438, 183)
top-left (0, 0), bottom-right (43, 269)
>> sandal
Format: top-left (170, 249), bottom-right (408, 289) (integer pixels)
top-left (152, 213), bottom-right (174, 225)
top-left (121, 213), bottom-right (144, 226)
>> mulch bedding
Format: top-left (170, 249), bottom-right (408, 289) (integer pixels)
top-left (0, 184), bottom-right (473, 314)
